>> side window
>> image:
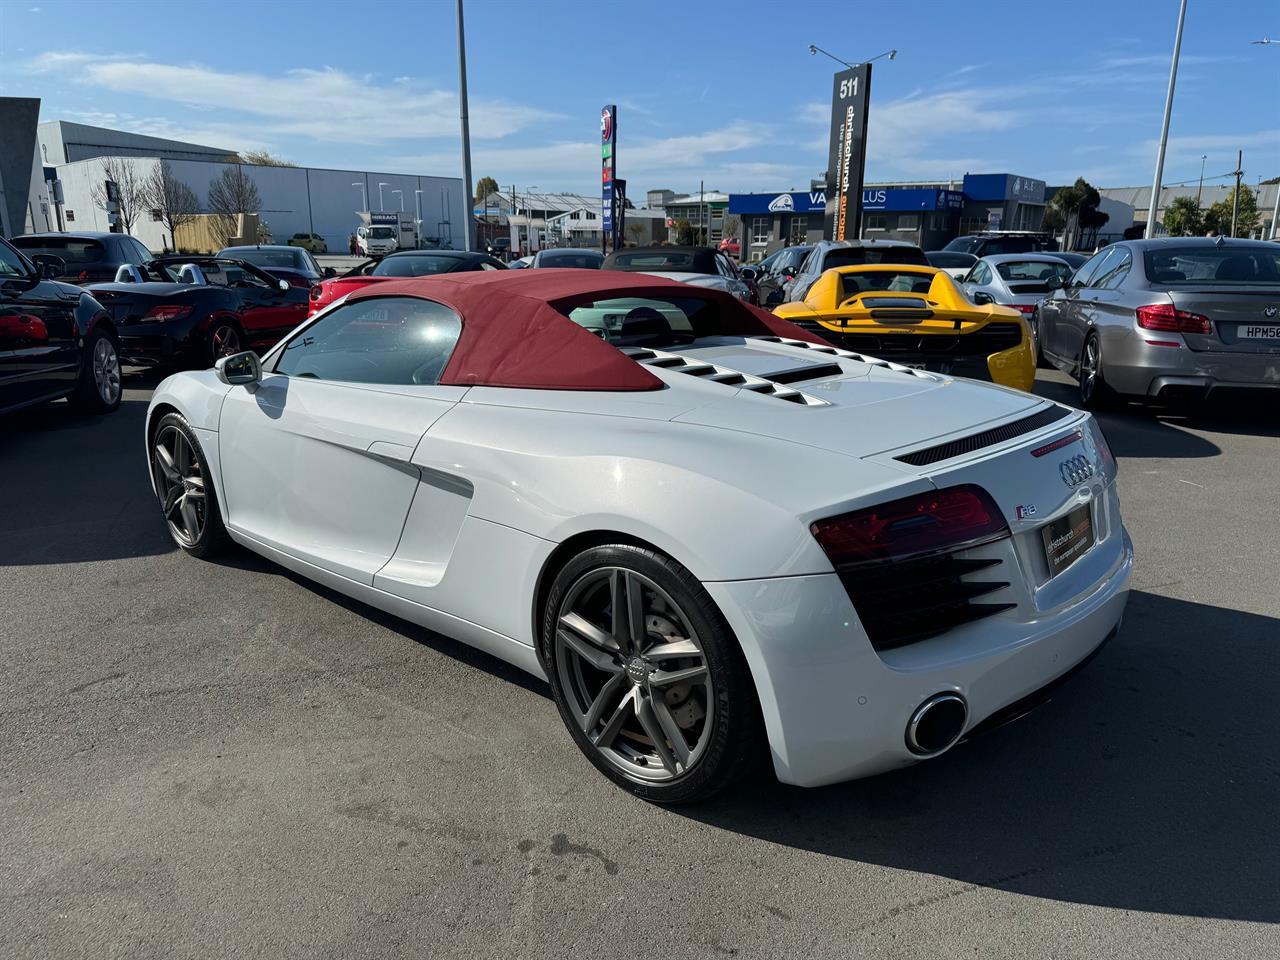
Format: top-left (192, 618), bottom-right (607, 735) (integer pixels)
top-left (479, 262), bottom-right (500, 271)
top-left (1070, 249), bottom-right (1111, 288)
top-left (0, 240), bottom-right (29, 277)
top-left (716, 254), bottom-right (735, 278)
top-left (970, 263), bottom-right (991, 284)
top-left (274, 296), bottom-right (462, 386)
top-left (1083, 248), bottom-right (1123, 288)
top-left (131, 238), bottom-right (152, 263)
top-left (1094, 250), bottom-right (1132, 290)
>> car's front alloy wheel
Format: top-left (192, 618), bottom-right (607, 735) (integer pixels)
top-left (543, 544), bottom-right (761, 803)
top-left (151, 413), bottom-right (231, 557)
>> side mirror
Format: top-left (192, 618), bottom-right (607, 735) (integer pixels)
top-left (323, 267), bottom-right (337, 279)
top-left (276, 278), bottom-right (290, 292)
top-left (972, 291), bottom-right (995, 305)
top-left (739, 266), bottom-right (758, 280)
top-left (31, 254), bottom-right (65, 279)
top-left (215, 350), bottom-right (262, 385)
top-left (1045, 276), bottom-right (1064, 291)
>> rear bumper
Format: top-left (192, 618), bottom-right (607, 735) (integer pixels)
top-left (706, 521), bottom-right (1132, 788)
top-left (117, 320), bottom-right (203, 367)
top-left (1100, 332), bottom-right (1280, 397)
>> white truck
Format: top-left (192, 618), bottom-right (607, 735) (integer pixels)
top-left (356, 212), bottom-right (417, 256)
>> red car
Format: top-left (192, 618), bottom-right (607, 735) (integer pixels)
top-left (309, 250), bottom-right (506, 315)
top-left (718, 236), bottom-right (740, 258)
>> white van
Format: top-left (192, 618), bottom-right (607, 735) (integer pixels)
top-left (357, 224), bottom-right (398, 256)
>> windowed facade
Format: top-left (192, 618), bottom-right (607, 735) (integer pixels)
top-left (750, 217), bottom-right (770, 245)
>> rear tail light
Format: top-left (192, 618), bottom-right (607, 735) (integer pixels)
top-left (1010, 303), bottom-right (1037, 314)
top-left (142, 304), bottom-right (193, 321)
top-left (811, 485), bottom-right (1010, 566)
top-left (1135, 302), bottom-right (1211, 335)
top-left (310, 284), bottom-right (325, 301)
top-left (1086, 416), bottom-right (1117, 478)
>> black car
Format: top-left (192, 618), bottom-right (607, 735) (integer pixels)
top-left (86, 257), bottom-right (310, 369)
top-left (751, 244), bottom-right (814, 306)
top-left (11, 231), bottom-right (153, 285)
top-left (0, 236), bottom-right (121, 414)
top-left (942, 232), bottom-right (1060, 257)
top-left (217, 244), bottom-right (334, 288)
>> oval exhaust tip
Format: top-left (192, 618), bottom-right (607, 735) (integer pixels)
top-left (906, 693), bottom-right (968, 756)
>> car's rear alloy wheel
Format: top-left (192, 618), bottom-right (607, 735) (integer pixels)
top-left (544, 545), bottom-right (762, 803)
top-left (70, 328), bottom-right (122, 413)
top-left (151, 413), bottom-right (231, 557)
top-left (1079, 333), bottom-right (1116, 409)
top-left (210, 322), bottom-right (242, 361)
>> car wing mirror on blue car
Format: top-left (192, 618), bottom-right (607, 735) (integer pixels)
top-left (215, 351), bottom-right (262, 386)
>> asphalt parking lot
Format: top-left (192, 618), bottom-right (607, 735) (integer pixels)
top-left (2, 370), bottom-right (1278, 959)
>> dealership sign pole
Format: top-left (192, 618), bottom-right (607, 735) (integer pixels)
top-left (824, 64), bottom-right (872, 241)
top-left (601, 104), bottom-right (617, 253)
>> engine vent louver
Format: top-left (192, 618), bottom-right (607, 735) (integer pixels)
top-left (620, 346), bottom-right (828, 406)
top-left (894, 405), bottom-right (1073, 467)
top-left (748, 335), bottom-right (939, 380)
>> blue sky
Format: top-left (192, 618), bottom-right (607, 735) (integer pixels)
top-left (1, 0), bottom-right (1276, 196)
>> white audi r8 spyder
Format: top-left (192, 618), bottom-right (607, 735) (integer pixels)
top-left (145, 270), bottom-right (1132, 803)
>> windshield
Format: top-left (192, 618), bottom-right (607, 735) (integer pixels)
top-left (224, 248), bottom-right (312, 273)
top-left (562, 296), bottom-right (721, 348)
top-left (1144, 247), bottom-right (1280, 284)
top-left (11, 237), bottom-right (107, 264)
top-left (371, 255), bottom-right (465, 277)
top-left (995, 260), bottom-right (1074, 282)
top-left (840, 271), bottom-right (936, 297)
top-left (538, 251), bottom-right (603, 269)
top-left (824, 246), bottom-right (928, 269)
top-left (369, 227), bottom-right (396, 239)
top-left (942, 237), bottom-right (981, 254)
top-left (609, 251), bottom-right (706, 273)
top-left (926, 251), bottom-right (975, 268)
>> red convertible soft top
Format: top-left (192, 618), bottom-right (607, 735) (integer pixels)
top-left (344, 268), bottom-right (829, 391)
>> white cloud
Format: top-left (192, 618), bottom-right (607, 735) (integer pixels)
top-left (28, 52), bottom-right (556, 145)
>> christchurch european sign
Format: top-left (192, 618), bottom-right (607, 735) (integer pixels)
top-left (824, 64), bottom-right (872, 241)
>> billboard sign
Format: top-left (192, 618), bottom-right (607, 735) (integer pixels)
top-left (601, 104), bottom-right (617, 247)
top-left (823, 64), bottom-right (872, 241)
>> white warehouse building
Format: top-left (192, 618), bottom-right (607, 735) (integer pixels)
top-left (34, 121), bottom-right (467, 253)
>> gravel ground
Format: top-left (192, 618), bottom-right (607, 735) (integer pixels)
top-left (2, 369), bottom-right (1277, 959)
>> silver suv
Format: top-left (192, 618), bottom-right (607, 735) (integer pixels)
top-left (783, 239), bottom-right (929, 302)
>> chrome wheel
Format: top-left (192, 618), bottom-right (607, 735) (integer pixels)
top-left (211, 323), bottom-right (241, 359)
top-left (92, 337), bottom-right (121, 405)
top-left (152, 425), bottom-right (207, 548)
top-left (553, 567), bottom-right (713, 782)
top-left (1080, 337), bottom-right (1099, 402)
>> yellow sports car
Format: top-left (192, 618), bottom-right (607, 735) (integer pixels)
top-left (774, 265), bottom-right (1035, 392)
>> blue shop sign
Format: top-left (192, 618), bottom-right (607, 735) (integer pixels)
top-left (728, 191), bottom-right (827, 215)
top-left (861, 188), bottom-right (964, 212)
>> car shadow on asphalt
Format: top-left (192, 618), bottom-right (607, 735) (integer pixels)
top-left (679, 589), bottom-right (1280, 924)
top-left (1035, 378), bottom-right (1280, 455)
top-left (212, 549), bottom-right (553, 699)
top-left (0, 395), bottom-right (176, 565)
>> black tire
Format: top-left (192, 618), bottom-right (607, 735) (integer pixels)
top-left (207, 319), bottom-right (244, 366)
top-left (150, 412), bottom-right (233, 558)
top-left (1078, 332), bottom-right (1117, 410)
top-left (542, 543), bottom-right (764, 804)
top-left (69, 327), bottom-right (122, 414)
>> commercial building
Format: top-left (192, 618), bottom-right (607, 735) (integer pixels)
top-left (728, 172), bottom-right (1047, 260)
top-left (27, 120), bottom-right (466, 253)
top-left (0, 97), bottom-right (43, 238)
top-left (1097, 183), bottom-right (1278, 240)
top-left (478, 189), bottom-right (664, 253)
top-left (659, 190), bottom-right (730, 244)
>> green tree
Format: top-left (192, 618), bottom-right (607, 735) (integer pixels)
top-left (1204, 186), bottom-right (1260, 237)
top-left (674, 218), bottom-right (694, 245)
top-left (474, 176), bottom-right (500, 206)
top-left (1045, 177), bottom-right (1104, 248)
top-left (1162, 195), bottom-right (1203, 236)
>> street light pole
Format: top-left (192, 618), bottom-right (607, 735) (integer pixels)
top-left (1144, 0), bottom-right (1188, 239)
top-left (1230, 150), bottom-right (1243, 237)
top-left (457, 0), bottom-right (475, 251)
top-left (1196, 154), bottom-right (1207, 206)
top-left (352, 181), bottom-right (367, 213)
top-left (392, 189), bottom-right (404, 212)
top-left (414, 189), bottom-right (423, 247)
top-left (377, 182), bottom-right (388, 212)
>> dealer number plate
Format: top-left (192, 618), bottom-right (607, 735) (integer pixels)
top-left (1041, 504), bottom-right (1094, 578)
top-left (1238, 324), bottom-right (1280, 340)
